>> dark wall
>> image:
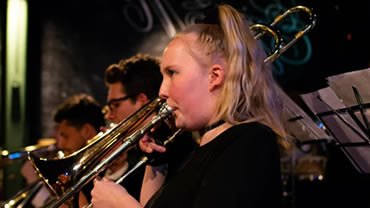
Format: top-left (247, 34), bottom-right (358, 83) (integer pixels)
top-left (26, 0), bottom-right (369, 141)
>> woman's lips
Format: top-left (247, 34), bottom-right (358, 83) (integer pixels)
top-left (172, 109), bottom-right (178, 117)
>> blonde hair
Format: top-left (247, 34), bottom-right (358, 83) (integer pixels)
top-left (177, 4), bottom-right (289, 148)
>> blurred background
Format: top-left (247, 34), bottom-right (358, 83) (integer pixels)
top-left (0, 0), bottom-right (369, 207)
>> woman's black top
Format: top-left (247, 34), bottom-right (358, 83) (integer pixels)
top-left (145, 122), bottom-right (282, 208)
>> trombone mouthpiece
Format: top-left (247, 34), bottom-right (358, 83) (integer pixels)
top-left (159, 103), bottom-right (174, 117)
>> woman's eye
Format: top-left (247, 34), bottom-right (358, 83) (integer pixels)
top-left (166, 69), bottom-right (176, 76)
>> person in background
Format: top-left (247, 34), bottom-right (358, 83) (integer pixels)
top-left (21, 94), bottom-right (105, 208)
top-left (91, 4), bottom-right (289, 208)
top-left (99, 53), bottom-right (164, 201)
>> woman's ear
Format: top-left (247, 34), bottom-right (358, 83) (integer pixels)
top-left (209, 64), bottom-right (224, 91)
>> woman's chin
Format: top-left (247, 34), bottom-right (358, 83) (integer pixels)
top-left (174, 119), bottom-right (185, 129)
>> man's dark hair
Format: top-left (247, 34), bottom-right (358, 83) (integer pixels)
top-left (54, 94), bottom-right (105, 132)
top-left (104, 53), bottom-right (162, 100)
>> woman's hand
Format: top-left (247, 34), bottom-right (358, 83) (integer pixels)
top-left (91, 178), bottom-right (142, 208)
top-left (139, 133), bottom-right (167, 154)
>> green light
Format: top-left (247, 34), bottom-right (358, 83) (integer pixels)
top-left (4, 0), bottom-right (29, 198)
top-left (6, 0), bottom-right (28, 84)
top-left (5, 0), bottom-right (28, 148)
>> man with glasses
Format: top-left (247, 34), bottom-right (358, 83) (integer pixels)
top-left (104, 53), bottom-right (162, 124)
top-left (100, 53), bottom-right (163, 201)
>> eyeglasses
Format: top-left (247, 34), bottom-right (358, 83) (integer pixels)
top-left (106, 95), bottom-right (132, 111)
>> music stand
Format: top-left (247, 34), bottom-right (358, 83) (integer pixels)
top-left (301, 68), bottom-right (370, 174)
top-left (279, 88), bottom-right (330, 208)
top-left (279, 87), bottom-right (330, 144)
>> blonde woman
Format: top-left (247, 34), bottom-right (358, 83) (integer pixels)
top-left (91, 4), bottom-right (288, 208)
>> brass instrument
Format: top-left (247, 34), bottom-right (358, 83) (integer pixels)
top-left (251, 5), bottom-right (317, 63)
top-left (0, 180), bottom-right (43, 208)
top-left (28, 5), bottom-right (316, 208)
top-left (30, 98), bottom-right (173, 208)
top-left (0, 139), bottom-right (59, 208)
top-left (83, 129), bottom-right (183, 208)
top-left (0, 139), bottom-right (56, 168)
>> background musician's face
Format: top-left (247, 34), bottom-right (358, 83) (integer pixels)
top-left (105, 82), bottom-right (150, 173)
top-left (105, 82), bottom-right (142, 124)
top-left (57, 120), bottom-right (89, 155)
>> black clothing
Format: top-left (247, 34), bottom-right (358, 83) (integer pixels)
top-left (120, 163), bottom-right (145, 201)
top-left (163, 131), bottom-right (198, 179)
top-left (71, 180), bottom-right (94, 207)
top-left (123, 147), bottom-right (146, 200)
top-left (145, 122), bottom-right (282, 208)
top-left (145, 130), bottom-right (198, 178)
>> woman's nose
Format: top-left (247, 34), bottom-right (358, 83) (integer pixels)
top-left (159, 80), bottom-right (168, 99)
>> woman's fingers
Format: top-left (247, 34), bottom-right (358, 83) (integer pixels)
top-left (139, 134), bottom-right (167, 153)
top-left (148, 142), bottom-right (166, 153)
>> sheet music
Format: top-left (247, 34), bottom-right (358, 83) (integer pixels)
top-left (300, 68), bottom-right (370, 173)
top-left (301, 87), bottom-right (347, 114)
top-left (327, 68), bottom-right (370, 107)
top-left (320, 114), bottom-right (368, 144)
top-left (353, 111), bottom-right (370, 132)
top-left (343, 146), bottom-right (370, 173)
top-left (279, 88), bottom-right (330, 142)
top-left (302, 87), bottom-right (369, 142)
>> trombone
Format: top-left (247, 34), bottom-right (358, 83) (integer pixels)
top-left (82, 128), bottom-right (183, 208)
top-left (0, 180), bottom-right (44, 208)
top-left (0, 139), bottom-right (59, 208)
top-left (250, 5), bottom-right (316, 63)
top-left (0, 139), bottom-right (57, 169)
top-left (30, 98), bottom-right (174, 208)
top-left (28, 5), bottom-right (316, 208)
